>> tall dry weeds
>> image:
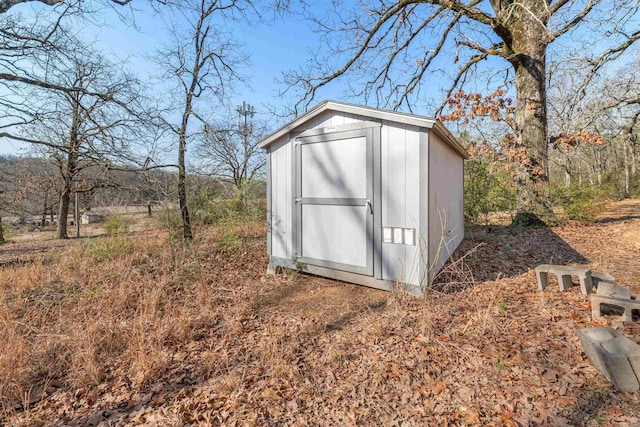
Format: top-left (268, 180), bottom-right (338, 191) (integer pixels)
top-left (0, 221), bottom-right (262, 417)
top-left (2, 213), bottom-right (616, 425)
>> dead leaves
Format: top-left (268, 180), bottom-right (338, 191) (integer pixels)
top-left (550, 131), bottom-right (605, 149)
top-left (5, 206), bottom-right (640, 426)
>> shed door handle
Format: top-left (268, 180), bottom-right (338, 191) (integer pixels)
top-left (365, 199), bottom-right (373, 214)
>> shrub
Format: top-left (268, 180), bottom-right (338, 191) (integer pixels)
top-left (551, 184), bottom-right (604, 221)
top-left (464, 160), bottom-right (515, 223)
top-left (103, 216), bottom-right (131, 236)
top-left (192, 198), bottom-right (266, 225)
top-left (84, 237), bottom-right (135, 262)
top-left (156, 207), bottom-right (184, 242)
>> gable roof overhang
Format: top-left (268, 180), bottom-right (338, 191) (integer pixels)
top-left (258, 100), bottom-right (469, 159)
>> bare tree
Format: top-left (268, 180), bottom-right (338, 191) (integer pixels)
top-left (155, 0), bottom-right (249, 241)
top-left (620, 109), bottom-right (640, 195)
top-left (0, 0), bottom-right (137, 14)
top-left (3, 33), bottom-right (151, 238)
top-left (605, 69), bottom-right (640, 197)
top-left (0, 186), bottom-right (5, 242)
top-left (0, 0), bottom-right (168, 126)
top-left (546, 62), bottom-right (611, 187)
top-left (0, 157), bottom-right (59, 224)
top-left (197, 106), bottom-right (266, 206)
top-left (547, 56), bottom-right (640, 196)
top-left (283, 0), bottom-right (640, 225)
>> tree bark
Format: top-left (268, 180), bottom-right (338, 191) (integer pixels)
top-left (178, 125), bottom-right (192, 241)
top-left (56, 183), bottom-right (71, 239)
top-left (505, 3), bottom-right (554, 226)
top-left (0, 211), bottom-right (5, 243)
top-left (631, 135), bottom-right (637, 176)
top-left (177, 84), bottom-right (193, 242)
top-left (56, 97), bottom-right (79, 239)
top-left (624, 139), bottom-right (630, 197)
top-left (595, 150), bottom-right (602, 186)
top-left (40, 193), bottom-right (48, 226)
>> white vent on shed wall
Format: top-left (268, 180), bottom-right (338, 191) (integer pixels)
top-left (382, 227), bottom-right (416, 246)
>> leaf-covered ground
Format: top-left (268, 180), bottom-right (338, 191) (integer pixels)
top-left (1, 200), bottom-right (640, 426)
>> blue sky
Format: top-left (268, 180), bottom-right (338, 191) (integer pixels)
top-left (0, 1), bottom-right (344, 156)
top-left (1, 1), bottom-right (638, 157)
top-left (0, 0), bottom-right (499, 156)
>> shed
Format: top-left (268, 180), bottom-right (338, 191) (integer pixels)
top-left (259, 100), bottom-right (468, 295)
top-left (81, 211), bottom-right (106, 225)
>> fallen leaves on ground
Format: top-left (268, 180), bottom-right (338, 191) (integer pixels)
top-left (1, 200), bottom-right (640, 426)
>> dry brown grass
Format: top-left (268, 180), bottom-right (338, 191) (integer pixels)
top-left (1, 201), bottom-right (640, 425)
top-left (0, 220), bottom-right (258, 418)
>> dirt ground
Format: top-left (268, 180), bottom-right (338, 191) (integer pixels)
top-left (1, 199), bottom-right (640, 426)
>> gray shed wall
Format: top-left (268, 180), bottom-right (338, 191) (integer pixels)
top-left (428, 132), bottom-right (465, 281)
top-left (267, 108), bottom-right (464, 294)
top-left (380, 121), bottom-right (421, 287)
top-left (269, 136), bottom-right (293, 260)
top-left (268, 111), bottom-right (371, 261)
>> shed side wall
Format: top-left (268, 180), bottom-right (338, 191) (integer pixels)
top-left (428, 132), bottom-right (465, 280)
top-left (269, 135), bottom-right (293, 260)
top-left (381, 122), bottom-right (421, 287)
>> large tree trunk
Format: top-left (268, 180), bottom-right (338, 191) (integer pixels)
top-left (177, 140), bottom-right (192, 241)
top-left (504, 1), bottom-right (555, 226)
top-left (595, 150), bottom-right (603, 186)
top-left (56, 183), bottom-right (71, 239)
top-left (563, 154), bottom-right (572, 187)
top-left (631, 136), bottom-right (637, 175)
top-left (624, 139), bottom-right (630, 197)
top-left (40, 193), bottom-right (48, 227)
top-left (511, 47), bottom-right (554, 225)
top-left (56, 96), bottom-right (80, 239)
top-left (178, 106), bottom-right (193, 242)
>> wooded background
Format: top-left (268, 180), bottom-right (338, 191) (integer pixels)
top-left (0, 0), bottom-right (638, 241)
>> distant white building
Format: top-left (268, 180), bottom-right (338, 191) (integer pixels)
top-left (81, 211), bottom-right (106, 225)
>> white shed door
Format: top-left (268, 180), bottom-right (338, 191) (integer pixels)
top-left (295, 127), bottom-right (374, 276)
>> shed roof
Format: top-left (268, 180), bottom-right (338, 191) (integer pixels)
top-left (82, 211), bottom-right (106, 217)
top-left (258, 100), bottom-right (469, 159)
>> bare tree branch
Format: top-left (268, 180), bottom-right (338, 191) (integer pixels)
top-left (549, 0), bottom-right (597, 42)
top-left (0, 0), bottom-right (134, 14)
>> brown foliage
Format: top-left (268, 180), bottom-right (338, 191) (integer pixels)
top-left (439, 90), bottom-right (538, 180)
top-left (440, 90), bottom-right (606, 182)
top-left (550, 131), bottom-right (605, 149)
top-left (439, 89), bottom-right (515, 129)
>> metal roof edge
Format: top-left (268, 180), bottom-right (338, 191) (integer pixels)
top-left (432, 121), bottom-right (470, 159)
top-left (258, 100), bottom-right (469, 159)
top-left (257, 100), bottom-right (332, 149)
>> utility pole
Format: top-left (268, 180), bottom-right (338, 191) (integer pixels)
top-left (236, 101), bottom-right (255, 208)
top-left (236, 101), bottom-right (255, 145)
